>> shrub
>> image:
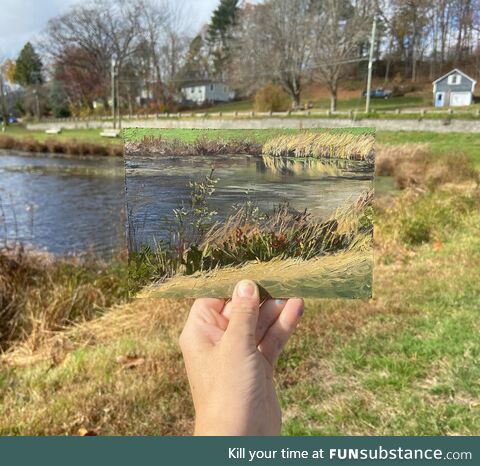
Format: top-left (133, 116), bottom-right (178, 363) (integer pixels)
top-left (254, 82), bottom-right (291, 112)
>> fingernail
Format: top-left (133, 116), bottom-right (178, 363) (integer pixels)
top-left (275, 299), bottom-right (285, 306)
top-left (236, 280), bottom-right (256, 298)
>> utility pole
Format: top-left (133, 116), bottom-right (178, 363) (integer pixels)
top-left (365, 15), bottom-right (377, 114)
top-left (111, 55), bottom-right (117, 129)
top-left (0, 77), bottom-right (7, 133)
top-left (116, 69), bottom-right (122, 130)
top-left (33, 88), bottom-right (40, 120)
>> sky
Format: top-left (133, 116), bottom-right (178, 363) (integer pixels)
top-left (0, 0), bottom-right (220, 59)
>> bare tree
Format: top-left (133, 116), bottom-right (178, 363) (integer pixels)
top-left (229, 0), bottom-right (315, 107)
top-left (42, 0), bottom-right (189, 111)
top-left (312, 0), bottom-right (374, 111)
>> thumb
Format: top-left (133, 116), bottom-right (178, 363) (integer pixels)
top-left (224, 280), bottom-right (260, 346)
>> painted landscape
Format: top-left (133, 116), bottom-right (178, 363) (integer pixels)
top-left (124, 129), bottom-right (375, 298)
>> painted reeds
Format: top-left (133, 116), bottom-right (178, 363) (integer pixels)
top-left (126, 136), bottom-right (262, 157)
top-left (262, 132), bottom-right (375, 161)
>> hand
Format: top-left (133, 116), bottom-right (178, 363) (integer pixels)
top-left (179, 279), bottom-right (304, 436)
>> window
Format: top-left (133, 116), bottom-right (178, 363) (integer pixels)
top-left (448, 74), bottom-right (460, 85)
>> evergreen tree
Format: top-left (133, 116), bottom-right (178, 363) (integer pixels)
top-left (207, 0), bottom-right (239, 77)
top-left (13, 42), bottom-right (43, 87)
top-left (207, 0), bottom-right (239, 44)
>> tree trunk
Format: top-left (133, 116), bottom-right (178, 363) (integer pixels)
top-left (292, 90), bottom-right (301, 108)
top-left (330, 85), bottom-right (337, 112)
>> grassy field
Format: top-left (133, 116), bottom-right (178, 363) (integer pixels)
top-left (0, 132), bottom-right (479, 435)
top-left (196, 95), bottom-right (458, 113)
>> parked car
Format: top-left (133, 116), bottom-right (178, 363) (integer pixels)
top-left (0, 115), bottom-right (18, 123)
top-left (362, 88), bottom-right (393, 99)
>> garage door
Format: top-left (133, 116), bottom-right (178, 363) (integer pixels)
top-left (450, 92), bottom-right (471, 106)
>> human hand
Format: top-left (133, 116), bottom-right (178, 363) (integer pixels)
top-left (179, 280), bottom-right (304, 436)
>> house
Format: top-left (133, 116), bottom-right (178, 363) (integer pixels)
top-left (181, 80), bottom-right (234, 105)
top-left (433, 69), bottom-right (476, 107)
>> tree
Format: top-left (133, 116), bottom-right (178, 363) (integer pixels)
top-left (312, 0), bottom-right (374, 111)
top-left (207, 0), bottom-right (239, 77)
top-left (229, 0), bottom-right (314, 107)
top-left (13, 42), bottom-right (43, 86)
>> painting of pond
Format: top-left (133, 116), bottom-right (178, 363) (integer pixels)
top-left (124, 129), bottom-right (375, 299)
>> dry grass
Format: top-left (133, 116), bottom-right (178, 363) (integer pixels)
top-left (125, 136), bottom-right (262, 158)
top-left (0, 247), bottom-right (127, 352)
top-left (262, 132), bottom-right (375, 161)
top-left (141, 248), bottom-right (372, 299)
top-left (0, 135), bottom-right (123, 157)
top-left (376, 143), bottom-right (479, 190)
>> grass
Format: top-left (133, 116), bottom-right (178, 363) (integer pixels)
top-left (0, 138), bottom-right (479, 435)
top-left (0, 248), bottom-right (128, 352)
top-left (262, 132), bottom-right (374, 160)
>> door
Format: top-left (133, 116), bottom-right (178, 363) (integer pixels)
top-left (435, 92), bottom-right (445, 107)
top-left (450, 92), bottom-right (471, 107)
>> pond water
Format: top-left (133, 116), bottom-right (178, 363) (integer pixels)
top-left (125, 153), bottom-right (374, 251)
top-left (0, 151), bottom-right (125, 255)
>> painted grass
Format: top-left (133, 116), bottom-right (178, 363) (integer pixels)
top-left (141, 248), bottom-right (372, 300)
top-left (262, 132), bottom-right (374, 160)
top-left (123, 127), bottom-right (374, 145)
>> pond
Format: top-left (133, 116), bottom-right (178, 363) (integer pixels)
top-left (125, 153), bottom-right (374, 251)
top-left (0, 151), bottom-right (125, 256)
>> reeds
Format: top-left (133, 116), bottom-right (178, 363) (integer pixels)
top-left (125, 136), bottom-right (262, 157)
top-left (262, 132), bottom-right (375, 161)
top-left (129, 190), bottom-right (373, 290)
top-left (0, 135), bottom-right (123, 156)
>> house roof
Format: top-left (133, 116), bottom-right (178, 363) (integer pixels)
top-left (432, 68), bottom-right (477, 85)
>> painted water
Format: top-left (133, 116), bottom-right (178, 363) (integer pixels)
top-left (125, 153), bottom-right (374, 252)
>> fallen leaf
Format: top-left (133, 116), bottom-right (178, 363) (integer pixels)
top-left (78, 427), bottom-right (98, 436)
top-left (433, 240), bottom-right (443, 251)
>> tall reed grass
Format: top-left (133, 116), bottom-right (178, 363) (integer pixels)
top-left (262, 132), bottom-right (375, 161)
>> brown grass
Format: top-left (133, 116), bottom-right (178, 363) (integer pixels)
top-left (262, 132), bottom-right (375, 161)
top-left (376, 143), bottom-right (479, 190)
top-left (0, 247), bottom-right (127, 352)
top-left (125, 136), bottom-right (262, 157)
top-left (0, 135), bottom-right (123, 156)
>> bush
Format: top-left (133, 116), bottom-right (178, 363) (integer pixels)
top-left (254, 82), bottom-right (291, 112)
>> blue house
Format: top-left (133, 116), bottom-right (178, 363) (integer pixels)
top-left (433, 69), bottom-right (476, 107)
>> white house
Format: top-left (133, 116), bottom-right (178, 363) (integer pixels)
top-left (181, 81), bottom-right (234, 105)
top-left (432, 69), bottom-right (476, 107)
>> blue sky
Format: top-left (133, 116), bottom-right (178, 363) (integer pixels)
top-left (0, 0), bottom-right (220, 59)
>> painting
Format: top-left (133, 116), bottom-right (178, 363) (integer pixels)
top-left (124, 128), bottom-right (374, 299)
